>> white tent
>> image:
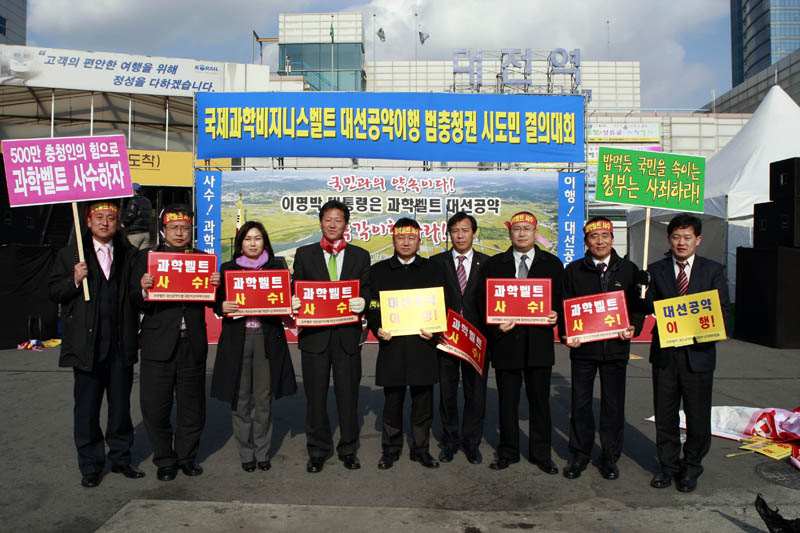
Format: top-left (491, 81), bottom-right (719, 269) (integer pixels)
top-left (626, 85), bottom-right (800, 301)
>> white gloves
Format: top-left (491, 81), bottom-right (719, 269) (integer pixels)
top-left (349, 297), bottom-right (365, 314)
top-left (291, 295), bottom-right (301, 313)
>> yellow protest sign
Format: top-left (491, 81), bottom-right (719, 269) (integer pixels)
top-left (739, 437), bottom-right (794, 460)
top-left (379, 287), bottom-right (447, 337)
top-left (653, 289), bottom-right (726, 348)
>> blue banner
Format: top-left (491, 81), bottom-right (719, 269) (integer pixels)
top-left (558, 171), bottom-right (584, 265)
top-left (197, 92), bottom-right (585, 163)
top-left (195, 170), bottom-right (221, 261)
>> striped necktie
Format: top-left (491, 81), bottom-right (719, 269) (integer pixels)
top-left (676, 262), bottom-right (688, 296)
top-left (456, 255), bottom-right (467, 294)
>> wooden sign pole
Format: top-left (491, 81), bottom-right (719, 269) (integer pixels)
top-left (71, 202), bottom-right (90, 301)
top-left (640, 207), bottom-right (651, 299)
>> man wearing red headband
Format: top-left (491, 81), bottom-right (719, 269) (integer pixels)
top-left (131, 204), bottom-right (221, 481)
top-left (561, 216), bottom-right (648, 481)
top-left (367, 217), bottom-right (447, 470)
top-left (49, 200), bottom-right (144, 488)
top-left (291, 200), bottom-right (370, 473)
top-left (480, 211), bottom-right (563, 473)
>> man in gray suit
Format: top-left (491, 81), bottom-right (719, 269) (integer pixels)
top-left (292, 200), bottom-right (370, 473)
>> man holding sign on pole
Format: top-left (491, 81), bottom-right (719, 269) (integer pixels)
top-left (561, 217), bottom-right (648, 481)
top-left (131, 204), bottom-right (221, 482)
top-left (367, 218), bottom-right (447, 470)
top-left (479, 212), bottom-right (563, 473)
top-left (291, 200), bottom-right (370, 473)
top-left (49, 200), bottom-right (143, 488)
top-left (646, 214), bottom-right (729, 493)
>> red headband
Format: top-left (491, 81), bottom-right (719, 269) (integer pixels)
top-left (86, 202), bottom-right (119, 217)
top-left (504, 212), bottom-right (537, 229)
top-left (163, 212), bottom-right (192, 224)
top-left (584, 220), bottom-right (613, 234)
top-left (393, 225), bottom-right (420, 236)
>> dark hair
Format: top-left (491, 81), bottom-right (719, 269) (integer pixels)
top-left (160, 203), bottom-right (194, 225)
top-left (447, 211), bottom-right (477, 232)
top-left (393, 217), bottom-right (420, 230)
top-left (667, 214), bottom-right (702, 237)
top-left (319, 199), bottom-right (350, 224)
top-left (233, 221), bottom-right (275, 259)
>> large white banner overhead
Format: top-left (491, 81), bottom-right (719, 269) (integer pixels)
top-left (0, 45), bottom-right (267, 97)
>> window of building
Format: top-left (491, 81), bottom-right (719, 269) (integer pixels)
top-left (0, 16), bottom-right (7, 36)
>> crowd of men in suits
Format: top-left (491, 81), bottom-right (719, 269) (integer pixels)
top-left (50, 199), bottom-right (728, 495)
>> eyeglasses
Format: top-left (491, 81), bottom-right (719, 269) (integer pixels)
top-left (510, 225), bottom-right (536, 234)
top-left (165, 224), bottom-right (192, 232)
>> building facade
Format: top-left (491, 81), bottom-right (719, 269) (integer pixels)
top-left (0, 0), bottom-right (26, 46)
top-left (732, 0), bottom-right (800, 85)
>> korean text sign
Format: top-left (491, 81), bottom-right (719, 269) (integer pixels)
top-left (224, 270), bottom-right (292, 315)
top-left (196, 170), bottom-right (221, 260)
top-left (379, 287), bottom-right (447, 336)
top-left (653, 289), bottom-right (726, 347)
top-left (197, 92), bottom-right (585, 163)
top-left (146, 251), bottom-right (217, 301)
top-left (558, 172), bottom-right (584, 264)
top-left (2, 134), bottom-right (132, 207)
top-left (486, 278), bottom-right (551, 325)
top-left (295, 280), bottom-right (360, 327)
top-left (595, 147), bottom-right (705, 213)
top-left (437, 310), bottom-right (487, 376)
top-left (563, 290), bottom-right (630, 344)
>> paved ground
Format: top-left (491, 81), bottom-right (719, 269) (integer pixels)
top-left (1, 339), bottom-right (799, 532)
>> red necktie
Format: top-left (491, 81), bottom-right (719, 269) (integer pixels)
top-left (456, 255), bottom-right (467, 294)
top-left (677, 262), bottom-right (688, 296)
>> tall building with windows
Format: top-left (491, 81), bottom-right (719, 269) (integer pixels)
top-left (0, 0), bottom-right (26, 46)
top-left (732, 0), bottom-right (800, 85)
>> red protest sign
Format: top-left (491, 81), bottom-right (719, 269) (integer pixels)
top-left (563, 290), bottom-right (630, 344)
top-left (224, 269), bottom-right (292, 315)
top-left (295, 280), bottom-right (360, 327)
top-left (437, 310), bottom-right (487, 377)
top-left (146, 251), bottom-right (217, 301)
top-left (486, 278), bottom-right (551, 325)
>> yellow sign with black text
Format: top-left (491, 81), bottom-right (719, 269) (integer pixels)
top-left (653, 289), bottom-right (726, 348)
top-left (379, 287), bottom-right (447, 337)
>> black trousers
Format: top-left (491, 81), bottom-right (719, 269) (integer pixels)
top-left (495, 366), bottom-right (552, 462)
top-left (382, 385), bottom-right (433, 456)
top-left (140, 338), bottom-right (206, 468)
top-left (73, 355), bottom-right (134, 476)
top-left (652, 349), bottom-right (713, 479)
top-left (568, 358), bottom-right (628, 463)
top-left (301, 331), bottom-right (362, 458)
top-left (438, 354), bottom-right (488, 451)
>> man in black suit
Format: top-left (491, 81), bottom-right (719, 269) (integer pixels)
top-left (561, 217), bottom-right (647, 481)
top-left (430, 212), bottom-right (489, 465)
top-left (367, 217), bottom-right (447, 470)
top-left (49, 200), bottom-right (144, 487)
top-left (480, 212), bottom-right (563, 474)
top-left (131, 204), bottom-right (221, 481)
top-left (291, 200), bottom-right (370, 473)
top-left (646, 214), bottom-right (730, 493)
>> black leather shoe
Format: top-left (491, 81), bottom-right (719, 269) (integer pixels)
top-left (563, 458), bottom-right (589, 479)
top-left (339, 454), bottom-right (360, 470)
top-left (650, 471), bottom-right (673, 489)
top-left (111, 464), bottom-right (145, 479)
top-left (465, 448), bottom-right (483, 465)
top-left (598, 461), bottom-right (619, 480)
top-left (242, 461), bottom-right (256, 472)
top-left (531, 458), bottom-right (559, 475)
top-left (489, 457), bottom-right (519, 470)
top-left (180, 463), bottom-right (203, 476)
top-left (156, 466), bottom-right (178, 481)
top-left (307, 457), bottom-right (325, 473)
top-left (377, 454), bottom-right (397, 470)
top-left (676, 476), bottom-right (697, 493)
top-left (410, 451), bottom-right (440, 469)
top-left (258, 460), bottom-right (271, 471)
top-left (81, 473), bottom-right (100, 488)
top-left (438, 447), bottom-right (455, 463)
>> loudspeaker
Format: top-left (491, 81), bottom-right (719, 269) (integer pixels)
top-left (735, 246), bottom-right (800, 348)
top-left (753, 199), bottom-right (800, 248)
top-left (770, 157), bottom-right (800, 200)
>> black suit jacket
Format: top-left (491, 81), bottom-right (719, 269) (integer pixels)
top-left (130, 246), bottom-right (214, 362)
top-left (647, 255), bottom-right (730, 372)
top-left (292, 243), bottom-right (371, 354)
top-left (430, 249), bottom-right (489, 332)
top-left (479, 246), bottom-right (564, 369)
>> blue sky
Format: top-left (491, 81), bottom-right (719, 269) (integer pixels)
top-left (26, 0), bottom-right (732, 110)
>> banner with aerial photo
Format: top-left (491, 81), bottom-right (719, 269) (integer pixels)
top-left (217, 170), bottom-right (571, 268)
